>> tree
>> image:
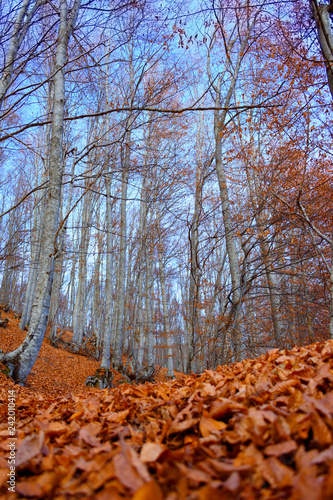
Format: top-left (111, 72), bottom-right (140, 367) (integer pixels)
top-left (310, 0), bottom-right (333, 98)
top-left (1, 0), bottom-right (81, 383)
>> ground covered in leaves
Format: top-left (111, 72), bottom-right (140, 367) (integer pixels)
top-left (0, 332), bottom-right (333, 499)
top-left (0, 310), bottom-right (178, 395)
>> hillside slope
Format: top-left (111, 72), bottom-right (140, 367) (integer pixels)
top-left (0, 311), bottom-right (178, 395)
top-left (0, 315), bottom-right (333, 499)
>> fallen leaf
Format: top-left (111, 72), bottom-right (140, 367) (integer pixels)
top-left (15, 431), bottom-right (44, 467)
top-left (199, 415), bottom-right (227, 437)
top-left (264, 440), bottom-right (297, 456)
top-left (113, 444), bottom-right (151, 493)
top-left (79, 425), bottom-right (101, 447)
top-left (261, 457), bottom-right (294, 488)
top-left (224, 471), bottom-right (240, 492)
top-left (132, 480), bottom-right (164, 500)
top-left (140, 442), bottom-right (166, 463)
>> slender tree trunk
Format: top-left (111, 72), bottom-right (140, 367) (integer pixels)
top-left (156, 214), bottom-right (174, 378)
top-left (92, 200), bottom-right (103, 352)
top-left (244, 153), bottom-right (283, 346)
top-left (0, 0), bottom-right (43, 110)
top-left (19, 188), bottom-right (43, 329)
top-left (311, 0), bottom-right (333, 99)
top-left (187, 157), bottom-right (203, 373)
top-left (112, 42), bottom-right (134, 371)
top-left (72, 187), bottom-right (93, 347)
top-left (136, 176), bottom-right (148, 373)
top-left (101, 163), bottom-right (114, 368)
top-left (112, 135), bottom-right (129, 371)
top-left (146, 244), bottom-right (155, 373)
top-left (1, 0), bottom-right (81, 384)
top-left (211, 41), bottom-right (253, 359)
top-left (215, 127), bottom-right (245, 358)
top-left (49, 148), bottom-right (76, 340)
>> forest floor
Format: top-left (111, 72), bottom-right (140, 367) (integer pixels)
top-left (0, 310), bottom-right (182, 396)
top-left (0, 310), bottom-right (333, 499)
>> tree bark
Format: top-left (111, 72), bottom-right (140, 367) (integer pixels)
top-left (311, 0), bottom-right (333, 99)
top-left (112, 135), bottom-right (129, 371)
top-left (0, 0), bottom-right (81, 384)
top-left (157, 213), bottom-right (174, 378)
top-left (0, 0), bottom-right (43, 111)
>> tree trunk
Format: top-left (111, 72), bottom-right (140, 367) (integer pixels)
top-left (0, 0), bottom-right (43, 110)
top-left (1, 0), bottom-right (81, 384)
top-left (311, 0), bottom-right (333, 99)
top-left (210, 25), bottom-right (255, 359)
top-left (72, 175), bottom-right (93, 348)
top-left (49, 148), bottom-right (76, 341)
top-left (112, 43), bottom-right (134, 371)
top-left (112, 135), bottom-right (129, 371)
top-left (157, 214), bottom-right (174, 378)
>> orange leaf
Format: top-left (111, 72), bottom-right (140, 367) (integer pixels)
top-left (106, 408), bottom-right (130, 423)
top-left (113, 444), bottom-right (151, 493)
top-left (264, 440), bottom-right (297, 456)
top-left (199, 416), bottom-right (227, 438)
top-left (140, 442), bottom-right (166, 463)
top-left (16, 431), bottom-right (44, 467)
top-left (132, 481), bottom-right (164, 500)
top-left (261, 457), bottom-right (293, 488)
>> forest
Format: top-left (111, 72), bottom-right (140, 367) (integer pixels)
top-left (1, 1), bottom-right (333, 499)
top-left (0, 0), bottom-right (333, 384)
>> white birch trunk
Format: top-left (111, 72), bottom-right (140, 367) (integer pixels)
top-left (112, 43), bottom-right (134, 371)
top-left (19, 178), bottom-right (43, 329)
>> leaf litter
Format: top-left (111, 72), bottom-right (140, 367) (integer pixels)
top-left (0, 319), bottom-right (333, 499)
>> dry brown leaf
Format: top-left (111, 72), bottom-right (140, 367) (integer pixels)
top-left (199, 416), bottom-right (227, 437)
top-left (167, 416), bottom-right (199, 435)
top-left (45, 420), bottom-right (68, 437)
top-left (87, 460), bottom-right (115, 490)
top-left (292, 469), bottom-right (323, 500)
top-left (313, 363), bottom-right (333, 384)
top-left (261, 457), bottom-right (294, 488)
top-left (113, 444), bottom-right (151, 493)
top-left (15, 431), bottom-right (44, 467)
top-left (313, 392), bottom-right (333, 417)
top-left (311, 411), bottom-right (333, 447)
top-left (140, 442), bottom-right (166, 463)
top-left (106, 408), bottom-right (130, 423)
top-left (264, 440), bottom-right (297, 456)
top-left (224, 471), bottom-right (241, 492)
top-left (79, 426), bottom-right (101, 447)
top-left (209, 399), bottom-right (247, 419)
top-left (16, 480), bottom-right (43, 498)
top-left (132, 480), bottom-right (164, 500)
